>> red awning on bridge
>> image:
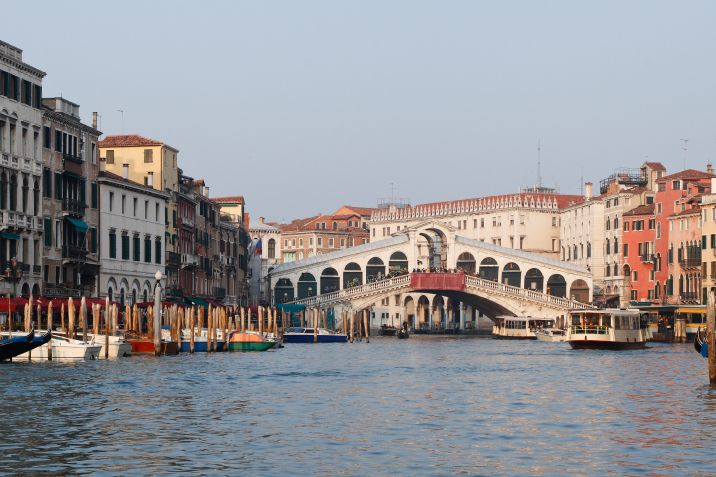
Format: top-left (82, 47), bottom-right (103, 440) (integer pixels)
top-left (410, 272), bottom-right (465, 291)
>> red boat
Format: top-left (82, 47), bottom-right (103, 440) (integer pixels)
top-left (128, 339), bottom-right (179, 355)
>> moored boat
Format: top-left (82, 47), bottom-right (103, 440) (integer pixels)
top-left (534, 328), bottom-right (566, 342)
top-left (492, 316), bottom-right (556, 339)
top-left (567, 309), bottom-right (646, 350)
top-left (227, 330), bottom-right (275, 351)
top-left (283, 327), bottom-right (348, 343)
top-left (0, 329), bottom-right (51, 361)
top-left (379, 325), bottom-right (398, 336)
top-left (88, 334), bottom-right (132, 358)
top-left (128, 338), bottom-right (180, 355)
top-left (10, 333), bottom-right (102, 360)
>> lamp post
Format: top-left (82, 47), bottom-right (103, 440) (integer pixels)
top-left (154, 270), bottom-right (162, 356)
top-left (4, 257), bottom-right (23, 334)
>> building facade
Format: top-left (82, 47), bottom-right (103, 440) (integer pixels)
top-left (41, 98), bottom-right (101, 298)
top-left (0, 40), bottom-right (45, 297)
top-left (97, 171), bottom-right (168, 305)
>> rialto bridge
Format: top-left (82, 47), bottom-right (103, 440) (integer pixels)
top-left (269, 221), bottom-right (593, 329)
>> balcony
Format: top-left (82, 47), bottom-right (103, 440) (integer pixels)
top-left (213, 287), bottom-right (226, 300)
top-left (0, 211), bottom-right (34, 230)
top-left (167, 251), bottom-right (181, 268)
top-left (679, 292), bottom-right (701, 304)
top-left (181, 253), bottom-right (198, 268)
top-left (62, 197), bottom-right (86, 216)
top-left (640, 253), bottom-right (654, 263)
top-left (63, 153), bottom-right (84, 164)
top-left (179, 217), bottom-right (194, 229)
top-left (32, 265), bottom-right (41, 275)
top-left (62, 244), bottom-right (88, 261)
top-left (679, 256), bottom-right (702, 268)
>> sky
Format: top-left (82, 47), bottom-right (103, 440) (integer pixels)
top-left (4, 1), bottom-right (716, 222)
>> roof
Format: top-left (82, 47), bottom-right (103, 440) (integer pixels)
top-left (338, 205), bottom-right (376, 216)
top-left (623, 204), bottom-right (655, 217)
top-left (657, 169), bottom-right (715, 182)
top-left (643, 162), bottom-right (666, 171)
top-left (670, 207), bottom-right (700, 218)
top-left (98, 134), bottom-right (178, 151)
top-left (213, 196), bottom-right (245, 205)
top-left (98, 171), bottom-right (169, 198)
top-left (408, 192), bottom-right (584, 212)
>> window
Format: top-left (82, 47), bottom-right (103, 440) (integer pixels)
top-left (133, 235), bottom-right (140, 261)
top-left (672, 180), bottom-right (680, 190)
top-left (144, 200), bottom-right (149, 219)
top-left (144, 237), bottom-right (152, 262)
top-left (43, 126), bottom-right (50, 149)
top-left (480, 218), bottom-right (485, 228)
top-left (623, 243), bottom-right (628, 257)
top-left (109, 192), bottom-right (114, 212)
top-left (606, 219), bottom-right (610, 230)
top-left (155, 239), bottom-right (162, 264)
top-left (329, 238), bottom-right (334, 248)
top-left (90, 228), bottom-right (97, 253)
top-left (105, 150), bottom-right (114, 164)
top-left (121, 195), bottom-right (126, 214)
top-left (317, 237), bottom-right (323, 246)
top-left (133, 197), bottom-right (138, 216)
top-left (109, 230), bottom-right (117, 258)
top-left (43, 168), bottom-right (52, 198)
top-left (91, 183), bottom-right (98, 208)
top-left (144, 149), bottom-right (153, 163)
top-left (633, 271), bottom-right (638, 281)
top-left (551, 217), bottom-right (557, 226)
top-left (155, 203), bottom-right (159, 221)
top-left (44, 218), bottom-right (52, 246)
top-left (121, 233), bottom-right (129, 260)
top-left (54, 172), bottom-right (62, 200)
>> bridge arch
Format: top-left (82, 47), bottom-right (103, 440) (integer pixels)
top-left (366, 257), bottom-right (385, 282)
top-left (404, 296), bottom-right (416, 328)
top-left (417, 228), bottom-right (448, 269)
top-left (343, 262), bottom-right (362, 289)
top-left (417, 295), bottom-right (431, 327)
top-left (524, 268), bottom-right (544, 292)
top-left (274, 278), bottom-right (294, 304)
top-left (479, 257), bottom-right (498, 281)
top-left (320, 268), bottom-right (339, 294)
top-left (297, 272), bottom-right (317, 299)
top-left (456, 252), bottom-right (476, 274)
top-left (502, 262), bottom-right (521, 287)
top-left (547, 274), bottom-right (567, 298)
top-left (569, 279), bottom-right (590, 302)
top-left (389, 251), bottom-right (409, 274)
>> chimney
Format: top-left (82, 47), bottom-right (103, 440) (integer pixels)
top-left (584, 182), bottom-right (593, 200)
top-left (147, 172), bottom-right (153, 187)
top-left (92, 112), bottom-right (98, 129)
top-left (708, 163), bottom-right (714, 175)
top-left (122, 163), bottom-right (129, 180)
top-left (259, 216), bottom-right (265, 224)
top-left (204, 186), bottom-right (210, 197)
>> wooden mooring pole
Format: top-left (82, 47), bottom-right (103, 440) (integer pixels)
top-left (708, 290), bottom-right (716, 386)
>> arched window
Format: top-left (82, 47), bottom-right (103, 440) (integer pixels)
top-left (587, 242), bottom-right (591, 258)
top-left (267, 238), bottom-right (276, 259)
top-left (614, 238), bottom-right (619, 255)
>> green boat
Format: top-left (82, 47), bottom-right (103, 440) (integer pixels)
top-left (228, 331), bottom-right (275, 352)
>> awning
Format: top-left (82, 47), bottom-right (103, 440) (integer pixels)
top-left (0, 232), bottom-right (20, 240)
top-left (65, 217), bottom-right (88, 233)
top-left (188, 297), bottom-right (209, 309)
top-left (277, 303), bottom-right (306, 312)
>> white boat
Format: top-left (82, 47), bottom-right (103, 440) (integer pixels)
top-left (7, 332), bottom-right (102, 360)
top-left (88, 333), bottom-right (132, 358)
top-left (491, 316), bottom-right (556, 339)
top-left (534, 328), bottom-right (567, 342)
top-left (566, 309), bottom-right (647, 350)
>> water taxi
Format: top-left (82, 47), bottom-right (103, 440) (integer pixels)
top-left (283, 327), bottom-right (348, 343)
top-left (491, 316), bottom-right (556, 339)
top-left (567, 309), bottom-right (646, 350)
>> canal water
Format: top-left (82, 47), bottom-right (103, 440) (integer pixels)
top-left (1, 338), bottom-right (715, 476)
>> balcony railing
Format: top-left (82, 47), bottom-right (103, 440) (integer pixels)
top-left (678, 256), bottom-right (702, 268)
top-left (640, 253), bottom-right (654, 263)
top-left (679, 292), bottom-right (701, 303)
top-left (62, 244), bottom-right (88, 261)
top-left (32, 265), bottom-right (41, 275)
top-left (63, 153), bottom-right (84, 164)
top-left (167, 251), bottom-right (181, 267)
top-left (62, 197), bottom-right (86, 216)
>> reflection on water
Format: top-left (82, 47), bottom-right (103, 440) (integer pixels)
top-left (1, 338), bottom-right (716, 476)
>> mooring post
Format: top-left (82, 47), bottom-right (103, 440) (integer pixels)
top-left (708, 291), bottom-right (716, 386)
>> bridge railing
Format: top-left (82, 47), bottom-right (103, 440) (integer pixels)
top-left (288, 274), bottom-right (411, 307)
top-left (464, 275), bottom-right (594, 309)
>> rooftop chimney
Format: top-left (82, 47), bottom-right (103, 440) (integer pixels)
top-left (259, 216), bottom-right (265, 224)
top-left (708, 163), bottom-right (714, 174)
top-left (92, 112), bottom-right (98, 129)
top-left (122, 163), bottom-right (129, 180)
top-left (147, 172), bottom-right (153, 187)
top-left (584, 182), bottom-right (593, 200)
top-left (204, 186), bottom-right (210, 197)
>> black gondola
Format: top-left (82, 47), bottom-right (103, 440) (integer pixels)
top-left (0, 329), bottom-right (52, 361)
top-left (397, 322), bottom-right (409, 339)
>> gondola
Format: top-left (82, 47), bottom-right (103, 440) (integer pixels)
top-left (0, 329), bottom-right (52, 361)
top-left (397, 322), bottom-right (409, 339)
top-left (695, 328), bottom-right (709, 358)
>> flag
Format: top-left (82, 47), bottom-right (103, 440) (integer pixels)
top-left (255, 239), bottom-right (262, 255)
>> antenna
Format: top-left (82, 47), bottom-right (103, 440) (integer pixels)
top-left (537, 139), bottom-right (542, 188)
top-left (117, 109), bottom-right (125, 132)
top-left (680, 137), bottom-right (689, 170)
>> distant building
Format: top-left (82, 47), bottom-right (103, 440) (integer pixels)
top-left (0, 40), bottom-right (46, 297)
top-left (247, 216), bottom-right (281, 305)
top-left (97, 170), bottom-right (168, 305)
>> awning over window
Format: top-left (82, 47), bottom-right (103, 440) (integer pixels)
top-left (0, 232), bottom-right (20, 240)
top-left (188, 297), bottom-right (209, 309)
top-left (277, 303), bottom-right (306, 312)
top-left (65, 217), bottom-right (88, 233)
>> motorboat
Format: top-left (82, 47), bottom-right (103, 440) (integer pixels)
top-left (227, 330), bottom-right (275, 351)
top-left (88, 333), bottom-right (132, 358)
top-left (10, 333), bottom-right (102, 360)
top-left (0, 329), bottom-right (51, 361)
top-left (283, 327), bottom-right (348, 343)
top-left (379, 324), bottom-right (398, 336)
top-left (491, 316), bottom-right (556, 339)
top-left (566, 309), bottom-right (647, 350)
top-left (179, 328), bottom-right (227, 352)
top-left (534, 328), bottom-right (566, 342)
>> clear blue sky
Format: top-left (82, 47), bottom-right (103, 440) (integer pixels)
top-left (5, 1), bottom-right (716, 221)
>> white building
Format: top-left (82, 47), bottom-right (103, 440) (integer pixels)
top-left (0, 40), bottom-right (45, 297)
top-left (247, 217), bottom-right (281, 305)
top-left (97, 170), bottom-right (168, 305)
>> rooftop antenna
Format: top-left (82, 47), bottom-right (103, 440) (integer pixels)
top-left (537, 139), bottom-right (543, 188)
top-left (680, 137), bottom-right (689, 170)
top-left (117, 109), bottom-right (125, 132)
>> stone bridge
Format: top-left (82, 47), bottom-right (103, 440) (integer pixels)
top-left (269, 220), bottom-right (593, 325)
